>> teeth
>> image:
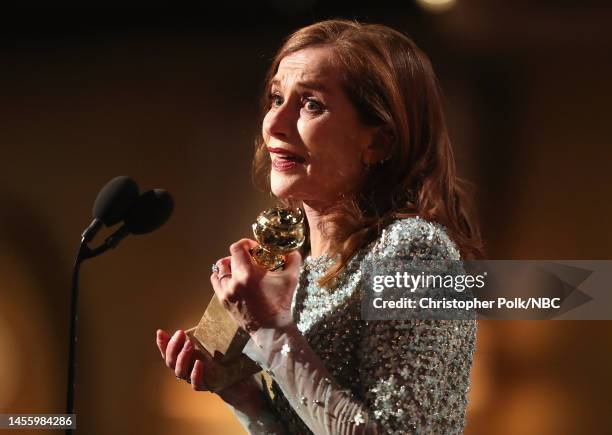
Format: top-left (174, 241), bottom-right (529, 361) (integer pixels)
top-left (271, 150), bottom-right (303, 162)
top-left (277, 154), bottom-right (298, 160)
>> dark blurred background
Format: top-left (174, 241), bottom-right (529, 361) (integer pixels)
top-left (1, 2), bottom-right (611, 434)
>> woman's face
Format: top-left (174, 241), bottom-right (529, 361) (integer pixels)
top-left (262, 46), bottom-right (378, 203)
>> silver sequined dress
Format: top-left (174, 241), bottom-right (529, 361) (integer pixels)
top-left (240, 217), bottom-right (477, 434)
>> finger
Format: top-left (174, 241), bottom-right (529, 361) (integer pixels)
top-left (210, 272), bottom-right (224, 302)
top-left (191, 359), bottom-right (209, 391)
top-left (229, 239), bottom-right (258, 278)
top-left (280, 250), bottom-right (302, 274)
top-left (175, 338), bottom-right (194, 379)
top-left (211, 256), bottom-right (232, 299)
top-left (216, 257), bottom-right (233, 288)
top-left (165, 330), bottom-right (186, 370)
top-left (215, 256), bottom-right (232, 274)
top-left (212, 257), bottom-right (232, 278)
top-left (156, 329), bottom-right (170, 359)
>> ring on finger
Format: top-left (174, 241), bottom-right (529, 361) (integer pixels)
top-left (211, 264), bottom-right (220, 274)
top-left (217, 273), bottom-right (231, 281)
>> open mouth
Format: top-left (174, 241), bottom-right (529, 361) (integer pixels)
top-left (267, 147), bottom-right (306, 163)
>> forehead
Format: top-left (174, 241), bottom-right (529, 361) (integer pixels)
top-left (273, 46), bottom-right (338, 86)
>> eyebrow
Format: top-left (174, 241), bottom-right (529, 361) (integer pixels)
top-left (270, 78), bottom-right (331, 94)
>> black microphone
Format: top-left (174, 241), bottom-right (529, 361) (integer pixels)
top-left (104, 189), bottom-right (174, 249)
top-left (67, 179), bottom-right (172, 431)
top-left (81, 176), bottom-right (140, 243)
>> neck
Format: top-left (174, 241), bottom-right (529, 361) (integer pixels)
top-left (301, 200), bottom-right (337, 258)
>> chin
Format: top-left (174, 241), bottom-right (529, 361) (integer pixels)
top-left (271, 184), bottom-right (296, 200)
top-left (271, 171), bottom-right (326, 203)
top-left (271, 172), bottom-right (296, 197)
top-left (271, 180), bottom-right (305, 202)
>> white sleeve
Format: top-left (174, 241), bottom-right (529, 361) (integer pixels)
top-left (216, 372), bottom-right (289, 434)
top-left (243, 324), bottom-right (381, 434)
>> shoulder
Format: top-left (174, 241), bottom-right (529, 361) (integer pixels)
top-left (371, 216), bottom-right (461, 261)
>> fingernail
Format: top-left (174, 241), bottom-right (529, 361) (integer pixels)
top-left (184, 339), bottom-right (192, 350)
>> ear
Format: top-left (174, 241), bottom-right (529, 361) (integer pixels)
top-left (361, 126), bottom-right (394, 166)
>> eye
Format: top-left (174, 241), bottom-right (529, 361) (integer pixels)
top-left (303, 98), bottom-right (323, 113)
top-left (269, 92), bottom-right (284, 108)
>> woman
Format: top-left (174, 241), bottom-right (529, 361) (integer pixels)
top-left (157, 19), bottom-right (483, 434)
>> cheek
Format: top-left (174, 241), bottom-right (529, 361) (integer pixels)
top-left (300, 121), bottom-right (363, 175)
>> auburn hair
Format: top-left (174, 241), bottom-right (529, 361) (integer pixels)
top-left (252, 19), bottom-right (485, 287)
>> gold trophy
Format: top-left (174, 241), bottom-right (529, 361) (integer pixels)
top-left (185, 207), bottom-right (305, 392)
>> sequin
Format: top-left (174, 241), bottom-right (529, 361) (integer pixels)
top-left (281, 343), bottom-right (291, 357)
top-left (354, 412), bottom-right (365, 426)
top-left (258, 217), bottom-right (476, 434)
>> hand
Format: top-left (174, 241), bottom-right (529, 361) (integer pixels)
top-left (210, 238), bottom-right (301, 334)
top-left (155, 328), bottom-right (265, 405)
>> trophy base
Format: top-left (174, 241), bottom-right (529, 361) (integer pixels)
top-left (185, 327), bottom-right (261, 393)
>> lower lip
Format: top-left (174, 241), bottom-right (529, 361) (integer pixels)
top-left (272, 158), bottom-right (303, 171)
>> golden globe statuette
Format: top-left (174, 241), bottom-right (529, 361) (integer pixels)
top-left (185, 207), bottom-right (305, 392)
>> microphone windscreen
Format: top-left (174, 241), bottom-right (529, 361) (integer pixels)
top-left (125, 189), bottom-right (173, 235)
top-left (92, 176), bottom-right (140, 226)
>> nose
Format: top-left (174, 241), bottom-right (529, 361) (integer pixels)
top-left (263, 100), bottom-right (296, 141)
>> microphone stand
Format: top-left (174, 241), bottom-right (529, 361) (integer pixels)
top-left (65, 244), bottom-right (82, 435)
top-left (65, 229), bottom-right (126, 434)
